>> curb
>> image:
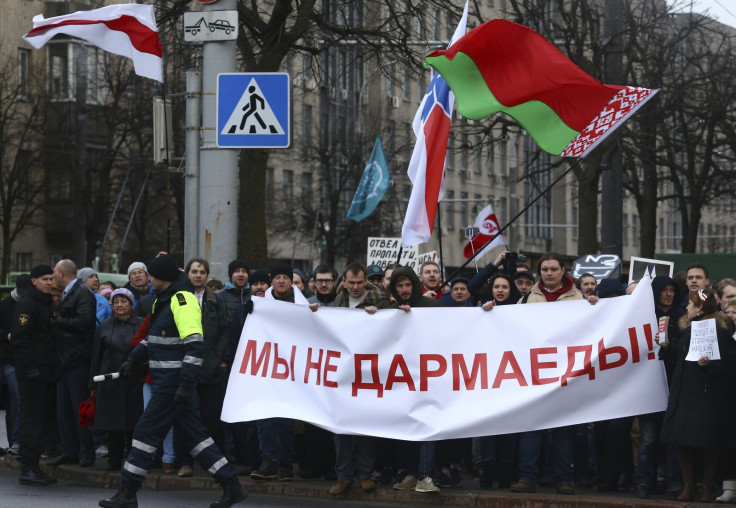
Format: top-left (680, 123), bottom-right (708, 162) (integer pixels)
top-left (0, 455), bottom-right (693, 507)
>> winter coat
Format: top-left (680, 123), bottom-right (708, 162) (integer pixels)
top-left (90, 313), bottom-right (144, 431)
top-left (94, 292), bottom-right (112, 330)
top-left (652, 276), bottom-right (686, 385)
top-left (54, 279), bottom-right (97, 370)
top-left (333, 281), bottom-right (391, 309)
top-left (128, 280), bottom-right (203, 392)
top-left (520, 275), bottom-right (583, 304)
top-left (389, 266), bottom-right (442, 308)
top-left (199, 286), bottom-right (228, 384)
top-left (10, 285), bottom-right (57, 381)
top-left (661, 312), bottom-right (736, 450)
top-left (0, 291), bottom-right (20, 365)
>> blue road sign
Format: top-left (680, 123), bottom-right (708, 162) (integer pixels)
top-left (217, 73), bottom-right (290, 148)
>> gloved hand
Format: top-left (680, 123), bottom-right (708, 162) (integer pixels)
top-left (174, 384), bottom-right (193, 403)
top-left (118, 361), bottom-right (133, 378)
top-left (26, 367), bottom-right (40, 379)
top-left (244, 299), bottom-right (254, 315)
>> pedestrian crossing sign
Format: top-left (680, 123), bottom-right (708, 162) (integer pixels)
top-left (217, 73), bottom-right (290, 148)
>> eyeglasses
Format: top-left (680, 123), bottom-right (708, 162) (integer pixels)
top-left (725, 310), bottom-right (736, 315)
top-left (316, 279), bottom-right (334, 285)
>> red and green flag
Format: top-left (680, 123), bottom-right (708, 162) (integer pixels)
top-left (424, 19), bottom-right (657, 157)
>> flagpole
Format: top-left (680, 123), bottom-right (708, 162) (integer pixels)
top-left (436, 207), bottom-right (445, 280)
top-left (391, 182), bottom-right (405, 265)
top-left (443, 158), bottom-right (584, 285)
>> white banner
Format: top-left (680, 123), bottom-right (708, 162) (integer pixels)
top-left (222, 277), bottom-right (668, 440)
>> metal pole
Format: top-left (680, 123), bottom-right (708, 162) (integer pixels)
top-left (116, 170), bottom-right (152, 272)
top-left (96, 168), bottom-right (131, 270)
top-left (443, 158), bottom-right (584, 285)
top-left (600, 0), bottom-right (624, 257)
top-left (199, 0), bottom-right (238, 280)
top-left (436, 207), bottom-right (445, 279)
top-left (184, 70), bottom-right (201, 262)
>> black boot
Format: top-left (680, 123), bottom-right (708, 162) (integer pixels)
top-left (479, 461), bottom-right (494, 489)
top-left (19, 464), bottom-right (55, 486)
top-left (98, 488), bottom-right (138, 508)
top-left (210, 482), bottom-right (248, 508)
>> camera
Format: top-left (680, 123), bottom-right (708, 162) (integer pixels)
top-left (502, 252), bottom-right (527, 276)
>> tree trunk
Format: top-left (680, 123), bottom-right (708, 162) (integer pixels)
top-left (681, 205), bottom-right (701, 253)
top-left (238, 149), bottom-right (269, 267)
top-left (638, 115), bottom-right (658, 258)
top-left (574, 156), bottom-right (600, 255)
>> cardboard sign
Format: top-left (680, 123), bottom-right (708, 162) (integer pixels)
top-left (686, 319), bottom-right (720, 361)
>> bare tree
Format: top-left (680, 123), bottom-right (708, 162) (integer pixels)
top-left (0, 53), bottom-right (46, 279)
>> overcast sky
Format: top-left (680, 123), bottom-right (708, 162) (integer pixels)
top-left (669, 0), bottom-right (736, 28)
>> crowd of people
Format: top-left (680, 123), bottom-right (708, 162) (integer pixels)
top-left (1, 251), bottom-right (735, 506)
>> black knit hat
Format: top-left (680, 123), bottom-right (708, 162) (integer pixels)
top-left (271, 263), bottom-right (293, 281)
top-left (147, 255), bottom-right (181, 282)
top-left (228, 259), bottom-right (250, 280)
top-left (30, 264), bottom-right (54, 279)
top-left (250, 269), bottom-right (271, 285)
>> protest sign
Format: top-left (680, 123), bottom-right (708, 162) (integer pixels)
top-left (222, 278), bottom-right (667, 440)
top-left (685, 318), bottom-right (720, 361)
top-left (366, 237), bottom-right (418, 269)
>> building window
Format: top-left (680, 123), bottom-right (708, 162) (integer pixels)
top-left (474, 136), bottom-right (482, 174)
top-left (445, 190), bottom-right (455, 230)
top-left (301, 172), bottom-right (312, 207)
top-left (460, 191), bottom-right (468, 227)
top-left (486, 145), bottom-right (494, 177)
top-left (446, 133), bottom-right (454, 171)
top-left (283, 169), bottom-right (294, 204)
top-left (499, 140), bottom-right (507, 176)
top-left (302, 104), bottom-right (313, 160)
top-left (460, 133), bottom-right (469, 170)
top-left (18, 48), bottom-right (30, 100)
top-left (16, 252), bottom-right (32, 272)
top-left (402, 69), bottom-right (411, 101)
top-left (49, 44), bottom-right (70, 99)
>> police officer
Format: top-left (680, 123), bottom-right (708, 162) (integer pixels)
top-left (99, 255), bottom-right (246, 508)
top-left (11, 265), bottom-right (58, 486)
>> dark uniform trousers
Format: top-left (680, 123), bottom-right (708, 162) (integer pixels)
top-left (17, 378), bottom-right (56, 466)
top-left (121, 387), bottom-right (238, 490)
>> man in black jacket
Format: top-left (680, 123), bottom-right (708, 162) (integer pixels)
top-left (0, 273), bottom-right (31, 453)
top-left (50, 259), bottom-right (97, 467)
top-left (11, 265), bottom-right (58, 486)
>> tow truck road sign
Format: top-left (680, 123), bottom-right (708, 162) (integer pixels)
top-left (183, 11), bottom-right (237, 42)
top-left (217, 73), bottom-right (290, 148)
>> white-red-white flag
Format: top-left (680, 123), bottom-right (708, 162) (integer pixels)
top-left (464, 203), bottom-right (505, 259)
top-left (400, 2), bottom-right (468, 247)
top-left (23, 4), bottom-right (163, 82)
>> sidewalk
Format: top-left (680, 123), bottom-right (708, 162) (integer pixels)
top-left (0, 452), bottom-right (698, 507)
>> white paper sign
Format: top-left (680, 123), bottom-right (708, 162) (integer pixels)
top-left (686, 319), bottom-right (720, 361)
top-left (222, 278), bottom-right (668, 440)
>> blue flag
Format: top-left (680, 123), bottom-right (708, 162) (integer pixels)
top-left (346, 137), bottom-right (392, 222)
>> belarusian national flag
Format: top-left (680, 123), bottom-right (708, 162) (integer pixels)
top-left (425, 20), bottom-right (657, 157)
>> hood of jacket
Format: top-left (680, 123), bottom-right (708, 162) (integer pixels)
top-left (389, 266), bottom-right (423, 305)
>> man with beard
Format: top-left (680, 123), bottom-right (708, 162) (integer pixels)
top-left (578, 273), bottom-right (598, 297)
top-left (419, 261), bottom-right (444, 299)
top-left (307, 265), bottom-right (338, 307)
top-left (388, 266), bottom-right (442, 493)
